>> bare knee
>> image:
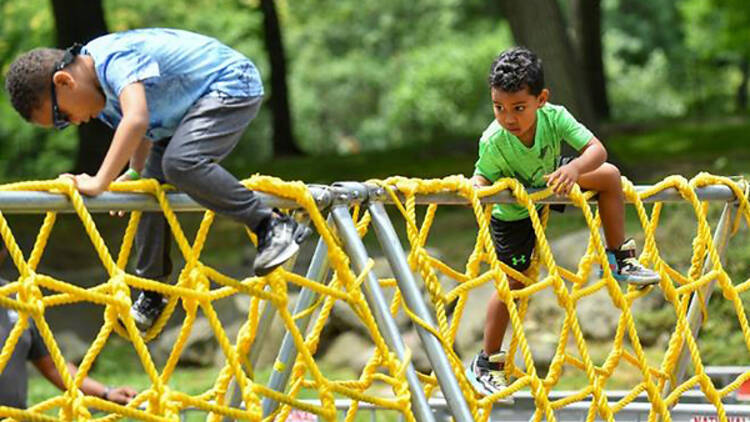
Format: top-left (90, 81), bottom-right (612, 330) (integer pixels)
top-left (593, 163), bottom-right (622, 193)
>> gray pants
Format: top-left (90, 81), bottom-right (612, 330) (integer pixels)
top-left (134, 95), bottom-right (272, 280)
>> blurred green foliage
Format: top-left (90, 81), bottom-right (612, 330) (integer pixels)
top-left (0, 0), bottom-right (748, 181)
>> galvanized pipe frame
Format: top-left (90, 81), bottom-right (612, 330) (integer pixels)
top-left (0, 183), bottom-right (743, 214)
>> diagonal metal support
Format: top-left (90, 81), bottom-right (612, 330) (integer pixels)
top-left (663, 201), bottom-right (736, 397)
top-left (367, 200), bottom-right (473, 421)
top-left (330, 203), bottom-right (436, 422)
top-left (223, 227), bottom-right (332, 421)
top-left (261, 222), bottom-right (332, 417)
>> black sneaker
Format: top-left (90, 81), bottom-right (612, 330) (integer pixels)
top-left (253, 214), bottom-right (311, 276)
top-left (130, 291), bottom-right (167, 331)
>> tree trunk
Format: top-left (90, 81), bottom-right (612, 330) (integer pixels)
top-left (737, 56), bottom-right (749, 112)
top-left (50, 0), bottom-right (113, 175)
top-left (572, 0), bottom-right (610, 120)
top-left (499, 0), bottom-right (597, 129)
top-left (261, 0), bottom-right (301, 156)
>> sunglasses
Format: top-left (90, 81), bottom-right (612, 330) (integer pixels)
top-left (50, 43), bottom-right (83, 130)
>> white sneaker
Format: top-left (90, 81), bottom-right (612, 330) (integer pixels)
top-left (465, 351), bottom-right (514, 404)
top-left (603, 238), bottom-right (660, 286)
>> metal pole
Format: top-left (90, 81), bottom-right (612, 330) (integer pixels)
top-left (663, 202), bottom-right (735, 396)
top-left (330, 204), bottom-right (436, 422)
top-left (367, 201), bottom-right (473, 422)
top-left (261, 227), bottom-right (332, 417)
top-left (0, 184), bottom-right (738, 214)
top-left (374, 185), bottom-right (738, 206)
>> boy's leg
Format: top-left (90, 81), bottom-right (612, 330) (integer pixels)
top-left (467, 216), bottom-right (534, 399)
top-left (161, 95), bottom-right (309, 275)
top-left (577, 162), bottom-right (624, 249)
top-left (578, 163), bottom-right (659, 286)
top-left (131, 139), bottom-right (172, 330)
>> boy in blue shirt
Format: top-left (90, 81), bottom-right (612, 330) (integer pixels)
top-left (5, 29), bottom-right (310, 331)
top-left (465, 47), bottom-right (659, 400)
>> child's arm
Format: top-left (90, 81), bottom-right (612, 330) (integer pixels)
top-left (70, 83), bottom-right (149, 196)
top-left (543, 137), bottom-right (607, 194)
top-left (471, 174), bottom-right (492, 188)
top-left (128, 138), bottom-right (152, 176)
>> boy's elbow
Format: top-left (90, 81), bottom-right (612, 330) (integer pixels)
top-left (589, 137), bottom-right (607, 162)
top-left (123, 114), bottom-right (149, 132)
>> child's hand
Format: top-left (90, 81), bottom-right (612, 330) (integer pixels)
top-left (106, 386), bottom-right (138, 404)
top-left (60, 173), bottom-right (107, 196)
top-left (109, 172), bottom-right (139, 217)
top-left (543, 164), bottom-right (579, 194)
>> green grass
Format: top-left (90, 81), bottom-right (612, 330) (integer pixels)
top-left (22, 117), bottom-right (750, 417)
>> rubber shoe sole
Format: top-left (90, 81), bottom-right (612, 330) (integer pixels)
top-left (464, 365), bottom-right (514, 404)
top-left (253, 225), bottom-right (311, 276)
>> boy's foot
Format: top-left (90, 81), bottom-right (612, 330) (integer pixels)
top-left (253, 213), bottom-right (312, 276)
top-left (130, 291), bottom-right (168, 332)
top-left (465, 351), bottom-right (514, 403)
top-left (604, 238), bottom-right (660, 286)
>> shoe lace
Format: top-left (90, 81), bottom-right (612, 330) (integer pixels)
top-left (487, 368), bottom-right (506, 387)
top-left (621, 256), bottom-right (643, 271)
top-left (136, 295), bottom-right (155, 311)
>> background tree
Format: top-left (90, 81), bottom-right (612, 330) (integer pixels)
top-left (50, 0), bottom-right (114, 175)
top-left (499, 0), bottom-right (597, 128)
top-left (259, 0), bottom-right (300, 156)
top-left (571, 0), bottom-right (610, 120)
top-left (681, 0), bottom-right (750, 111)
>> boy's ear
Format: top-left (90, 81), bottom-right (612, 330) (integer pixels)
top-left (537, 88), bottom-right (549, 106)
top-left (52, 71), bottom-right (76, 89)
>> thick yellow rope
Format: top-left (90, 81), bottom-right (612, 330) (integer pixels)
top-left (0, 173), bottom-right (746, 421)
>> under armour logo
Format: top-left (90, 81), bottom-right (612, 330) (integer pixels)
top-left (511, 255), bottom-right (526, 266)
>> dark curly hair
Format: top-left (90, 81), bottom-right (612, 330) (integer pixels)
top-left (5, 48), bottom-right (65, 121)
top-left (488, 47), bottom-right (544, 96)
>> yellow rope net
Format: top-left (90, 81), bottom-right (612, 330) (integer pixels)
top-left (0, 172), bottom-right (747, 422)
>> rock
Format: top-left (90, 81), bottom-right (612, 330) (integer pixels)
top-left (151, 317), bottom-right (218, 367)
top-left (576, 289), bottom-right (621, 340)
top-left (548, 229), bottom-right (593, 270)
top-left (517, 332), bottom-right (560, 376)
top-left (319, 332), bottom-right (374, 374)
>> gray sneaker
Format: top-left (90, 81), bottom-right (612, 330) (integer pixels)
top-left (465, 351), bottom-right (514, 403)
top-left (130, 291), bottom-right (167, 331)
top-left (253, 214), bottom-right (311, 276)
top-left (604, 238), bottom-right (660, 286)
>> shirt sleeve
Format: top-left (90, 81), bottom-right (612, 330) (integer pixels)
top-left (27, 321), bottom-right (49, 361)
top-left (102, 50), bottom-right (161, 96)
top-left (474, 137), bottom-right (503, 182)
top-left (556, 106), bottom-right (594, 151)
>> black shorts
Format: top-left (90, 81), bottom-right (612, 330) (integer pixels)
top-left (490, 215), bottom-right (536, 272)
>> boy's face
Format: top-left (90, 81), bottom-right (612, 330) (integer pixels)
top-left (491, 86), bottom-right (549, 140)
top-left (29, 70), bottom-right (106, 129)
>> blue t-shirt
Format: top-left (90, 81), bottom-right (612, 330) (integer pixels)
top-left (82, 28), bottom-right (264, 141)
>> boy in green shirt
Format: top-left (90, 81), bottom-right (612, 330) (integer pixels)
top-left (466, 47), bottom-right (659, 400)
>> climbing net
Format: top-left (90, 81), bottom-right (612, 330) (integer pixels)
top-left (0, 172), bottom-right (747, 422)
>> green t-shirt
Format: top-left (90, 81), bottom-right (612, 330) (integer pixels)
top-left (474, 103), bottom-right (593, 221)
